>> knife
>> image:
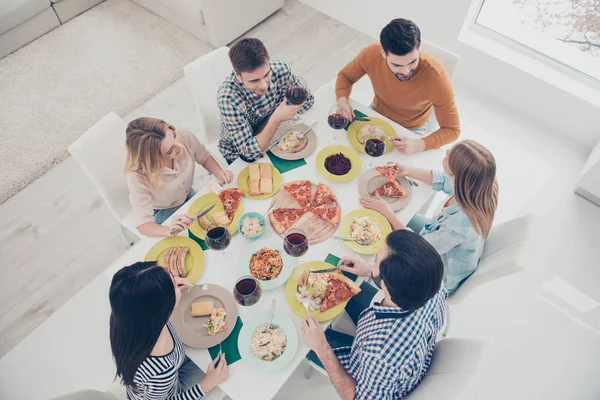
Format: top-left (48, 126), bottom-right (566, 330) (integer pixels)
top-left (169, 204), bottom-right (216, 235)
top-left (310, 267), bottom-right (338, 274)
top-left (331, 235), bottom-right (354, 241)
top-left (353, 116), bottom-right (371, 122)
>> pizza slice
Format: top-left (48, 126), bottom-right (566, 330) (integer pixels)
top-left (375, 164), bottom-right (401, 182)
top-left (371, 180), bottom-right (407, 198)
top-left (218, 188), bottom-right (243, 220)
top-left (269, 207), bottom-right (307, 234)
top-left (320, 273), bottom-right (361, 312)
top-left (283, 180), bottom-right (312, 207)
top-left (311, 183), bottom-right (337, 208)
top-left (310, 206), bottom-right (341, 226)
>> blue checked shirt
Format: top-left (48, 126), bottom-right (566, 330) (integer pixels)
top-left (217, 60), bottom-right (314, 163)
top-left (420, 170), bottom-right (485, 292)
top-left (333, 288), bottom-right (447, 399)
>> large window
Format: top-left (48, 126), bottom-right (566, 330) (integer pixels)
top-left (476, 0), bottom-right (600, 82)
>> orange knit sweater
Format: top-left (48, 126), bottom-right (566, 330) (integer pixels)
top-left (336, 43), bottom-right (460, 149)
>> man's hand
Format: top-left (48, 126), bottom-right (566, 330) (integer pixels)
top-left (391, 136), bottom-right (426, 154)
top-left (360, 194), bottom-right (394, 220)
top-left (337, 256), bottom-right (371, 277)
top-left (336, 96), bottom-right (354, 121)
top-left (272, 99), bottom-right (304, 123)
top-left (302, 313), bottom-right (329, 354)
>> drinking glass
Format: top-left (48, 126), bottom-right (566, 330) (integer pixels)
top-left (205, 223), bottom-right (231, 251)
top-left (365, 131), bottom-right (386, 158)
top-left (327, 105), bottom-right (350, 130)
top-left (286, 76), bottom-right (309, 123)
top-left (283, 228), bottom-right (309, 258)
top-left (233, 276), bottom-right (262, 306)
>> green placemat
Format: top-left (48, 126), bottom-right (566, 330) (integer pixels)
top-left (188, 230), bottom-right (209, 251)
top-left (344, 109), bottom-right (369, 131)
top-left (324, 253), bottom-right (358, 282)
top-left (267, 151), bottom-right (307, 174)
top-left (208, 316), bottom-right (243, 365)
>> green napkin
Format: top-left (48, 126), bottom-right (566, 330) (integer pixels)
top-left (324, 253), bottom-right (358, 282)
top-left (344, 109), bottom-right (369, 131)
top-left (188, 230), bottom-right (209, 251)
top-left (267, 151), bottom-right (307, 174)
top-left (208, 316), bottom-right (243, 364)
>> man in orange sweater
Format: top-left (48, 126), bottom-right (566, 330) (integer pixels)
top-left (336, 19), bottom-right (460, 153)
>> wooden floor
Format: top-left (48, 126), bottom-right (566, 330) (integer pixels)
top-left (0, 0), bottom-right (373, 358)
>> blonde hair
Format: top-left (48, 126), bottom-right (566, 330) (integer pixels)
top-left (125, 117), bottom-right (173, 189)
top-left (448, 140), bottom-right (498, 239)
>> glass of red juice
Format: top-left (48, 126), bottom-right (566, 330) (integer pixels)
top-left (284, 228), bottom-right (309, 258)
top-left (327, 105), bottom-right (350, 130)
top-left (233, 276), bottom-right (262, 306)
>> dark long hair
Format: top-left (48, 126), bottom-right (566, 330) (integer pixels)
top-left (109, 261), bottom-right (176, 387)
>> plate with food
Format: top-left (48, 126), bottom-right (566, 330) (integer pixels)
top-left (237, 163), bottom-right (283, 200)
top-left (237, 312), bottom-right (299, 372)
top-left (268, 180), bottom-right (341, 244)
top-left (346, 117), bottom-right (395, 154)
top-left (238, 239), bottom-right (295, 290)
top-left (145, 236), bottom-right (205, 284)
top-left (339, 209), bottom-right (392, 255)
top-left (357, 165), bottom-right (412, 211)
top-left (188, 189), bottom-right (245, 241)
top-left (269, 124), bottom-right (317, 160)
top-left (171, 284), bottom-right (239, 348)
top-left (285, 261), bottom-right (361, 322)
top-left (315, 145), bottom-right (362, 183)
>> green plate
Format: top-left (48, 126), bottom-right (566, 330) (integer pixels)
top-left (315, 145), bottom-right (362, 183)
top-left (285, 261), bottom-right (349, 322)
top-left (237, 163), bottom-right (283, 200)
top-left (346, 117), bottom-right (396, 154)
top-left (238, 312), bottom-right (299, 373)
top-left (188, 193), bottom-right (244, 241)
top-left (237, 238), bottom-right (295, 290)
top-left (339, 209), bottom-right (392, 255)
top-left (144, 236), bottom-right (205, 284)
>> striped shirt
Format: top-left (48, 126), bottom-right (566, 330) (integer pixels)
top-left (333, 288), bottom-right (447, 399)
top-left (127, 322), bottom-right (204, 400)
top-left (217, 60), bottom-right (314, 163)
top-left (420, 170), bottom-right (486, 292)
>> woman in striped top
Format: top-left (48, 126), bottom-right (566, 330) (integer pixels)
top-left (109, 262), bottom-right (228, 399)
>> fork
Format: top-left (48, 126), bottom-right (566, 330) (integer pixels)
top-left (405, 176), bottom-right (419, 187)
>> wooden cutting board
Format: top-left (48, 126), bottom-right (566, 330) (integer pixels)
top-left (268, 181), bottom-right (340, 244)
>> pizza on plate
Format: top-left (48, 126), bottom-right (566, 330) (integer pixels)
top-left (218, 188), bottom-right (243, 220)
top-left (283, 180), bottom-right (312, 207)
top-left (375, 165), bottom-right (401, 183)
top-left (310, 206), bottom-right (341, 226)
top-left (371, 180), bottom-right (407, 198)
top-left (312, 183), bottom-right (337, 207)
top-left (320, 273), bottom-right (361, 312)
top-left (269, 208), bottom-right (307, 234)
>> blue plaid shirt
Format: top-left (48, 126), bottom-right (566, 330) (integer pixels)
top-left (217, 60), bottom-right (314, 163)
top-left (420, 170), bottom-right (485, 292)
top-left (333, 288), bottom-right (447, 399)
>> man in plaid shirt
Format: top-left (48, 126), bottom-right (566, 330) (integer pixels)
top-left (217, 38), bottom-right (314, 164)
top-left (303, 230), bottom-right (447, 399)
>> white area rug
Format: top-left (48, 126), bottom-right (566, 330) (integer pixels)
top-left (0, 0), bottom-right (212, 203)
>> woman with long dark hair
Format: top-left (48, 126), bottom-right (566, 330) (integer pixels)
top-left (109, 261), bottom-right (228, 399)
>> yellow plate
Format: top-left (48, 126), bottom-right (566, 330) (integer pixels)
top-left (285, 261), bottom-right (351, 322)
top-left (339, 209), bottom-right (392, 255)
top-left (346, 117), bottom-right (396, 154)
top-left (237, 163), bottom-right (283, 200)
top-left (315, 145), bottom-right (362, 183)
top-left (188, 193), bottom-right (244, 241)
top-left (145, 236), bottom-right (205, 284)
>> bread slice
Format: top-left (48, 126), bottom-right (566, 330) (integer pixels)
top-left (191, 301), bottom-right (214, 317)
top-left (249, 164), bottom-right (260, 181)
top-left (249, 179), bottom-right (260, 196)
top-left (260, 178), bottom-right (273, 194)
top-left (198, 215), bottom-right (211, 230)
top-left (259, 163), bottom-right (272, 179)
top-left (212, 211), bottom-right (231, 227)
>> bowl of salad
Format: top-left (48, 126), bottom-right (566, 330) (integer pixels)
top-left (238, 212), bottom-right (266, 239)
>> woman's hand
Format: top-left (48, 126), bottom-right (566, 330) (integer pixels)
top-left (168, 214), bottom-right (192, 236)
top-left (360, 194), bottom-right (394, 220)
top-left (337, 256), bottom-right (371, 277)
top-left (200, 353), bottom-right (228, 393)
top-left (217, 170), bottom-right (234, 186)
top-left (384, 162), bottom-right (410, 176)
top-left (174, 277), bottom-right (191, 291)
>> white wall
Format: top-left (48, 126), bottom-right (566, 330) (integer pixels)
top-left (300, 0), bottom-right (600, 149)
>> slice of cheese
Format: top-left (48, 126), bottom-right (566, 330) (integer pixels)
top-left (259, 163), bottom-right (272, 179)
top-left (260, 178), bottom-right (272, 194)
top-left (249, 179), bottom-right (260, 196)
top-left (248, 164), bottom-right (260, 181)
top-left (191, 301), bottom-right (214, 317)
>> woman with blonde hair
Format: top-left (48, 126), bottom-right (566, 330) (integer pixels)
top-left (362, 140), bottom-right (498, 292)
top-left (126, 117), bottom-right (233, 237)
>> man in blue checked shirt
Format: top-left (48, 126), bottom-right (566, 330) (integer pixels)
top-left (217, 38), bottom-right (314, 164)
top-left (303, 230), bottom-right (447, 399)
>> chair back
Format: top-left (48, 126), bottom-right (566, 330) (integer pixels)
top-left (184, 47), bottom-right (232, 144)
top-left (405, 338), bottom-right (495, 400)
top-left (68, 112), bottom-right (130, 222)
top-left (421, 40), bottom-right (460, 79)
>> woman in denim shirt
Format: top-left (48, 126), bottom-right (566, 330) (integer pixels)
top-left (362, 140), bottom-right (498, 292)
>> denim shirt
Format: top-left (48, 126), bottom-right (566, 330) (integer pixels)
top-left (420, 170), bottom-right (484, 292)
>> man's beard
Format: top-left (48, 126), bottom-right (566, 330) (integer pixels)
top-left (395, 70), bottom-right (415, 82)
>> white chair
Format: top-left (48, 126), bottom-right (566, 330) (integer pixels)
top-left (184, 47), bottom-right (233, 146)
top-left (68, 112), bottom-right (142, 245)
top-left (404, 338), bottom-right (495, 400)
top-left (49, 382), bottom-right (125, 400)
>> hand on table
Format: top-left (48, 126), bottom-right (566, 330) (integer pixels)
top-left (337, 256), bottom-right (371, 277)
top-left (200, 353), bottom-right (228, 393)
top-left (302, 313), bottom-right (329, 354)
top-left (391, 136), bottom-right (425, 154)
top-left (272, 99), bottom-right (305, 122)
top-left (217, 170), bottom-right (234, 186)
top-left (174, 276), bottom-right (192, 292)
top-left (360, 194), bottom-right (394, 220)
top-left (168, 214), bottom-right (192, 236)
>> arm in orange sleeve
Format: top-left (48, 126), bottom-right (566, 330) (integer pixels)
top-left (335, 45), bottom-right (373, 100)
top-left (422, 72), bottom-right (461, 150)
